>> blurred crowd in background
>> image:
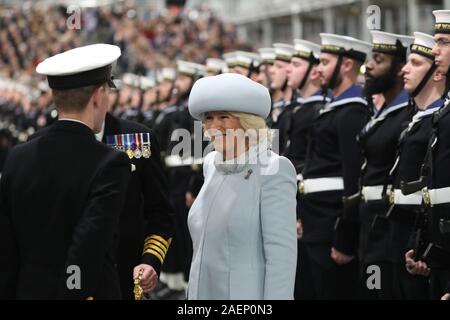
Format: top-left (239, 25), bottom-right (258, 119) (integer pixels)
top-left (0, 1), bottom-right (249, 170)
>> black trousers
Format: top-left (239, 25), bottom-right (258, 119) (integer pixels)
top-left (359, 262), bottom-right (395, 300)
top-left (294, 240), bottom-right (317, 300)
top-left (162, 193), bottom-right (192, 280)
top-left (392, 262), bottom-right (429, 300)
top-left (430, 268), bottom-right (450, 300)
top-left (305, 243), bottom-right (359, 300)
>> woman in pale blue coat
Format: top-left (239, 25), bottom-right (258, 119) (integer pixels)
top-left (187, 73), bottom-right (297, 300)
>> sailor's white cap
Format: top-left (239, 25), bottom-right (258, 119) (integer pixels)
top-left (320, 33), bottom-right (372, 62)
top-left (177, 60), bottom-right (207, 78)
top-left (234, 51), bottom-right (262, 69)
top-left (157, 68), bottom-right (176, 83)
top-left (370, 31), bottom-right (414, 57)
top-left (273, 43), bottom-right (295, 62)
top-left (122, 73), bottom-right (140, 88)
top-left (293, 39), bottom-right (321, 61)
top-left (36, 43), bottom-right (121, 90)
top-left (433, 10), bottom-right (450, 34)
top-left (206, 58), bottom-right (228, 74)
top-left (258, 48), bottom-right (276, 65)
top-left (139, 76), bottom-right (156, 90)
top-left (223, 52), bottom-right (238, 68)
top-left (410, 32), bottom-right (436, 60)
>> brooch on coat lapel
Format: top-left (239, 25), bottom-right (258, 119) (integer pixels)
top-left (106, 133), bottom-right (152, 159)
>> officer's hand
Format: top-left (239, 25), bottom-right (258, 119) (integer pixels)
top-left (133, 264), bottom-right (158, 293)
top-left (296, 219), bottom-right (303, 240)
top-left (185, 192), bottom-right (195, 208)
top-left (331, 247), bottom-right (354, 265)
top-left (405, 250), bottom-right (430, 276)
top-left (441, 293), bottom-right (450, 300)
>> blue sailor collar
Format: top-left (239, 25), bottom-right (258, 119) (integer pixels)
top-left (333, 84), bottom-right (365, 102)
top-left (405, 98), bottom-right (443, 132)
top-left (320, 85), bottom-right (367, 115)
top-left (374, 90), bottom-right (409, 118)
top-left (425, 98), bottom-right (444, 111)
top-left (273, 99), bottom-right (285, 108)
top-left (362, 90), bottom-right (409, 133)
top-left (297, 89), bottom-right (332, 105)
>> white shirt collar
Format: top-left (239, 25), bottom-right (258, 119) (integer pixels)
top-left (95, 121), bottom-right (105, 142)
top-left (59, 118), bottom-right (90, 127)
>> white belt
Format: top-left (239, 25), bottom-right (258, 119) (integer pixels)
top-left (423, 187), bottom-right (450, 206)
top-left (299, 177), bottom-right (344, 195)
top-left (361, 185), bottom-right (391, 201)
top-left (391, 189), bottom-right (422, 205)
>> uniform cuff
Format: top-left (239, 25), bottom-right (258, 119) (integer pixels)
top-left (141, 235), bottom-right (172, 275)
top-left (141, 253), bottom-right (163, 275)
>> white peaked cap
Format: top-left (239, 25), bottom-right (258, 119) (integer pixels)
top-left (206, 58), bottom-right (228, 74)
top-left (370, 30), bottom-right (414, 47)
top-left (433, 10), bottom-right (450, 34)
top-left (36, 43), bottom-right (121, 76)
top-left (413, 32), bottom-right (435, 49)
top-left (177, 60), bottom-right (207, 77)
top-left (258, 48), bottom-right (276, 63)
top-left (140, 76), bottom-right (156, 90)
top-left (294, 39), bottom-right (321, 59)
top-left (273, 43), bottom-right (295, 61)
top-left (122, 73), bottom-right (139, 87)
top-left (36, 43), bottom-right (121, 89)
top-left (234, 51), bottom-right (262, 68)
top-left (433, 10), bottom-right (450, 24)
top-left (157, 68), bottom-right (176, 83)
top-left (410, 32), bottom-right (436, 60)
top-left (320, 33), bottom-right (372, 57)
top-left (223, 52), bottom-right (238, 67)
top-left (188, 73), bottom-right (271, 120)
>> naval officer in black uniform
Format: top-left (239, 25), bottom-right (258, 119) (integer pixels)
top-left (299, 34), bottom-right (371, 299)
top-left (157, 61), bottom-right (206, 297)
top-left (0, 44), bottom-right (131, 299)
top-left (98, 111), bottom-right (174, 299)
top-left (358, 31), bottom-right (414, 299)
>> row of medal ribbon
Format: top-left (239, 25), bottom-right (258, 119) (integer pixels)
top-left (106, 133), bottom-right (151, 159)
